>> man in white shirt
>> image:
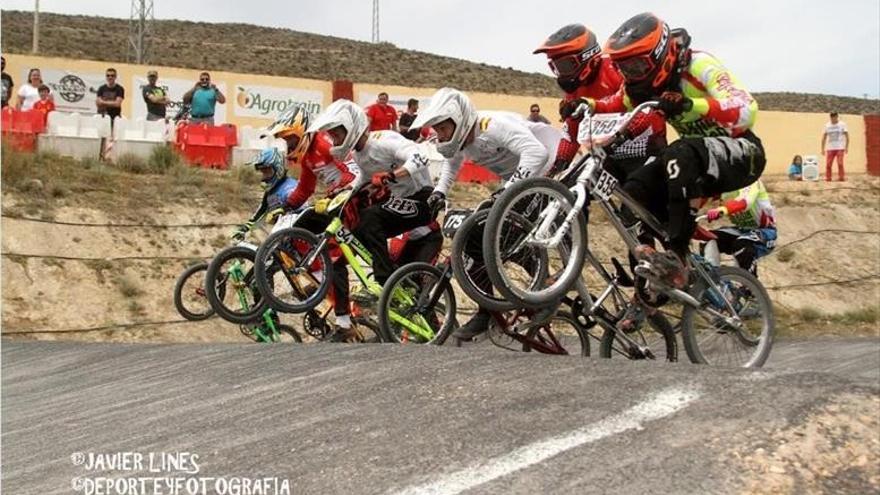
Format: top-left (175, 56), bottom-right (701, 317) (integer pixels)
top-left (821, 111), bottom-right (849, 181)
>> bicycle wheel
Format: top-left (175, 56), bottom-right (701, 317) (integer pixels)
top-left (254, 227), bottom-right (332, 314)
top-left (484, 177), bottom-right (587, 308)
top-left (680, 266), bottom-right (774, 368)
top-left (522, 310), bottom-right (590, 356)
top-left (450, 210), bottom-right (517, 312)
top-left (598, 311), bottom-right (678, 362)
top-left (173, 262), bottom-right (216, 321)
top-left (352, 316), bottom-right (385, 343)
top-left (275, 324), bottom-right (304, 343)
top-left (204, 245), bottom-right (269, 324)
top-left (378, 262), bottom-right (456, 345)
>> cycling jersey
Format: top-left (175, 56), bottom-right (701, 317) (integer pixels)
top-left (718, 179), bottom-right (775, 229)
top-left (286, 131), bottom-right (357, 210)
top-left (247, 176), bottom-right (299, 224)
top-left (351, 130), bottom-right (435, 197)
top-left (434, 111), bottom-right (561, 195)
top-left (594, 51), bottom-right (758, 138)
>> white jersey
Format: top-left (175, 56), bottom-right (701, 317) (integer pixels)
top-left (824, 121), bottom-right (848, 151)
top-left (434, 111), bottom-right (561, 195)
top-left (352, 130), bottom-right (436, 197)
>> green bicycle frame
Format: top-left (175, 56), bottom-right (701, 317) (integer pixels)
top-left (323, 217), bottom-right (436, 341)
top-left (229, 260), bottom-right (281, 343)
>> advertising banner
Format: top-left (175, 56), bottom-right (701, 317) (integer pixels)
top-left (131, 76), bottom-right (227, 123)
top-left (32, 68), bottom-right (105, 114)
top-left (233, 84), bottom-right (324, 121)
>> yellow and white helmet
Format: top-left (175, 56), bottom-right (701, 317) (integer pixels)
top-left (263, 106), bottom-right (312, 164)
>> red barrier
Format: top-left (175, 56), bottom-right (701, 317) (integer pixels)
top-left (176, 122), bottom-right (237, 169)
top-left (332, 80), bottom-right (354, 102)
top-left (1, 107), bottom-right (48, 151)
top-left (456, 160), bottom-right (500, 183)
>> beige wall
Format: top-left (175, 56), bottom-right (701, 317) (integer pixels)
top-left (6, 54), bottom-right (868, 174)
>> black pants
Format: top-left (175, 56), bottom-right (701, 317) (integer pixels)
top-left (395, 229), bottom-right (443, 266)
top-left (352, 187), bottom-right (434, 284)
top-left (296, 209), bottom-right (350, 316)
top-left (623, 132), bottom-right (766, 255)
top-left (713, 227), bottom-right (777, 278)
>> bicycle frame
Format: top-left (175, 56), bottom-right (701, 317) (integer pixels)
top-left (226, 256), bottom-right (283, 343)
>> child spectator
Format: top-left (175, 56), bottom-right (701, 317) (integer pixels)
top-left (788, 154), bottom-right (803, 181)
top-left (32, 84), bottom-right (56, 119)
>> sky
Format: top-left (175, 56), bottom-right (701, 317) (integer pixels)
top-left (3, 0), bottom-right (879, 98)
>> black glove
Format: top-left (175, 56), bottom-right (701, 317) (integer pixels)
top-left (560, 98), bottom-right (591, 120)
top-left (549, 158), bottom-right (570, 177)
top-left (657, 91), bottom-right (693, 117)
top-left (427, 191), bottom-right (446, 212)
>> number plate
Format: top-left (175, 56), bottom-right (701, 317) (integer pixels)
top-left (577, 113), bottom-right (627, 144)
top-left (591, 169), bottom-right (618, 200)
top-left (271, 212), bottom-right (301, 233)
top-left (441, 209), bottom-right (471, 238)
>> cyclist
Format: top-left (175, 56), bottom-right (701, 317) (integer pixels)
top-left (231, 148), bottom-right (299, 242)
top-left (409, 87), bottom-right (564, 339)
top-left (584, 12), bottom-right (766, 290)
top-left (534, 23), bottom-right (666, 180)
top-left (704, 179), bottom-right (777, 278)
top-left (259, 106), bottom-right (361, 342)
top-left (307, 99), bottom-right (439, 300)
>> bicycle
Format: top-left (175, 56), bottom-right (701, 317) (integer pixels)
top-left (252, 187), bottom-right (439, 343)
top-left (483, 101), bottom-right (774, 367)
top-left (174, 259), bottom-right (302, 343)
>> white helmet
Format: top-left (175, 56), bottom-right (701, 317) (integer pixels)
top-left (410, 87), bottom-right (477, 158)
top-left (307, 99), bottom-right (368, 160)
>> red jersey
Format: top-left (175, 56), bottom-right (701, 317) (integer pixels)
top-left (286, 131), bottom-right (356, 210)
top-left (556, 55), bottom-right (624, 163)
top-left (33, 99), bottom-right (56, 114)
top-left (365, 103), bottom-right (398, 131)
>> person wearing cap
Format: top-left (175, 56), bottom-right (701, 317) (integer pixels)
top-left (142, 70), bottom-right (169, 121)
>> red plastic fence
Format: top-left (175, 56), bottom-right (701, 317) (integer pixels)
top-left (175, 122), bottom-right (237, 169)
top-left (1, 107), bottom-right (48, 151)
top-left (864, 115), bottom-right (880, 177)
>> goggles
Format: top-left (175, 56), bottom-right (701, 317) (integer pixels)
top-left (548, 45), bottom-right (601, 77)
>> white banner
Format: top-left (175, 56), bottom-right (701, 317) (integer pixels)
top-left (131, 76), bottom-right (227, 123)
top-left (233, 84), bottom-right (323, 121)
top-left (33, 68), bottom-right (105, 114)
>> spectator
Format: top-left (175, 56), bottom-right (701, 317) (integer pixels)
top-left (142, 70), bottom-right (169, 121)
top-left (821, 111), bottom-right (848, 181)
top-left (398, 98), bottom-right (420, 140)
top-left (527, 103), bottom-right (551, 124)
top-left (365, 92), bottom-right (398, 132)
top-left (183, 72), bottom-right (225, 125)
top-left (96, 67), bottom-right (125, 121)
top-left (1, 56), bottom-right (13, 109)
top-left (788, 155), bottom-right (803, 181)
top-left (16, 68), bottom-right (43, 110)
top-left (32, 84), bottom-right (56, 117)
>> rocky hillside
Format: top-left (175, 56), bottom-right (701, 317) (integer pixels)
top-left (2, 9), bottom-right (879, 114)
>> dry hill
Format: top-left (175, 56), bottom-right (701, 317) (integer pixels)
top-left (2, 10), bottom-right (879, 114)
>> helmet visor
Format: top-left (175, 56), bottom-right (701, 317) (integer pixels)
top-left (548, 53), bottom-right (583, 77)
top-left (615, 55), bottom-right (656, 81)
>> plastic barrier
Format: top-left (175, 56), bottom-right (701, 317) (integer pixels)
top-left (110, 117), bottom-right (169, 161)
top-left (176, 123), bottom-right (237, 169)
top-left (38, 112), bottom-right (111, 160)
top-left (456, 160), bottom-right (500, 183)
top-left (1, 107), bottom-right (48, 151)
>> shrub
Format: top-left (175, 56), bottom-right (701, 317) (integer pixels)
top-left (148, 145), bottom-right (182, 174)
top-left (114, 153), bottom-right (149, 174)
top-left (776, 248), bottom-right (795, 262)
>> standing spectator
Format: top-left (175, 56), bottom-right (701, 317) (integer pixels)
top-left (788, 155), bottom-right (803, 181)
top-left (32, 84), bottom-right (56, 117)
top-left (365, 92), bottom-right (398, 132)
top-left (16, 68), bottom-right (43, 110)
top-left (1, 56), bottom-right (13, 109)
top-left (142, 70), bottom-right (169, 121)
top-left (183, 72), bottom-right (225, 125)
top-left (96, 67), bottom-right (125, 121)
top-left (398, 98), bottom-right (420, 140)
top-left (527, 103), bottom-right (551, 124)
top-left (821, 111), bottom-right (849, 181)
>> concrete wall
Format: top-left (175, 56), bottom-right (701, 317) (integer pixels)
top-left (5, 54), bottom-right (872, 175)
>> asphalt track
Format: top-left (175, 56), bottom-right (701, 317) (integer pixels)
top-left (2, 337), bottom-right (878, 494)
